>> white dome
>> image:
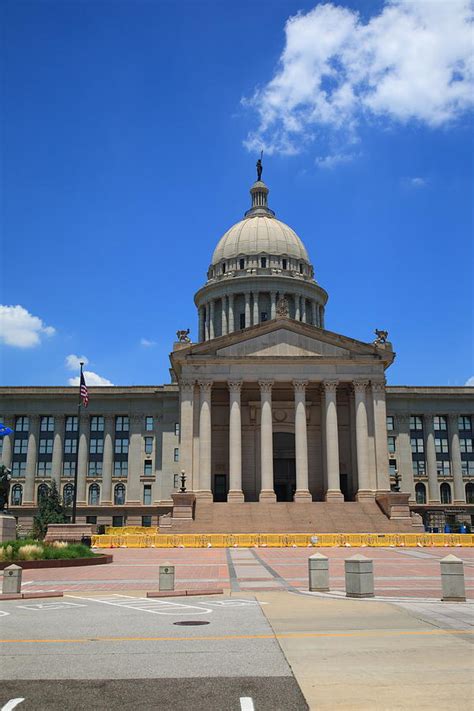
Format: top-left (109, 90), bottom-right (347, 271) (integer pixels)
top-left (211, 216), bottom-right (310, 266)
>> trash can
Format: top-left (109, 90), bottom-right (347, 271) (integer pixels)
top-left (81, 535), bottom-right (92, 548)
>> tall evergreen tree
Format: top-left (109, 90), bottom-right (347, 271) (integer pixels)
top-left (33, 481), bottom-right (67, 540)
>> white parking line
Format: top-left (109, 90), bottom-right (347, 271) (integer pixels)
top-left (240, 698), bottom-right (255, 711)
top-left (16, 602), bottom-right (87, 611)
top-left (1, 699), bottom-right (25, 711)
top-left (67, 594), bottom-right (213, 616)
top-left (0, 611), bottom-right (10, 618)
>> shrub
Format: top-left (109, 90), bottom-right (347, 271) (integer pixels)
top-left (0, 539), bottom-right (95, 562)
top-left (17, 544), bottom-right (44, 561)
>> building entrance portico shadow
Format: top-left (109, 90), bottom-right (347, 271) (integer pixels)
top-left (273, 432), bottom-right (296, 502)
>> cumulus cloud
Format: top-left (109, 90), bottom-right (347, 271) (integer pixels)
top-left (65, 354), bottom-right (89, 370)
top-left (244, 0), bottom-right (474, 156)
top-left (465, 376), bottom-right (474, 386)
top-left (140, 338), bottom-right (156, 347)
top-left (0, 305), bottom-right (56, 348)
top-left (404, 177), bottom-right (428, 188)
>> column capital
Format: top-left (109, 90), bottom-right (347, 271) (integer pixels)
top-left (371, 380), bottom-right (386, 393)
top-left (396, 412), bottom-right (411, 425)
top-left (293, 380), bottom-right (308, 393)
top-left (228, 380), bottom-right (243, 393)
top-left (353, 380), bottom-right (369, 393)
top-left (323, 380), bottom-right (339, 393)
top-left (79, 413), bottom-right (89, 426)
top-left (448, 413), bottom-right (460, 425)
top-left (29, 414), bottom-right (40, 424)
top-left (180, 379), bottom-right (196, 391)
top-left (228, 292), bottom-right (234, 303)
top-left (259, 380), bottom-right (274, 393)
top-left (198, 379), bottom-right (213, 393)
top-left (130, 414), bottom-right (143, 425)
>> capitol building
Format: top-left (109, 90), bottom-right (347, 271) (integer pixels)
top-left (1, 172), bottom-right (473, 532)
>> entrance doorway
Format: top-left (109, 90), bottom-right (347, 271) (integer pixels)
top-left (214, 474), bottom-right (227, 502)
top-left (273, 432), bottom-right (296, 502)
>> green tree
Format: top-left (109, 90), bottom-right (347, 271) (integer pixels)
top-left (32, 481), bottom-right (67, 540)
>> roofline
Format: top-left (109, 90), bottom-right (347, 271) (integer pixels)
top-left (0, 385), bottom-right (178, 395)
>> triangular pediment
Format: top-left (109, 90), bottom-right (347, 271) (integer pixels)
top-left (216, 327), bottom-right (350, 357)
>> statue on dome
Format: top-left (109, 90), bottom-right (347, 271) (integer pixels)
top-left (373, 329), bottom-right (388, 345)
top-left (256, 151), bottom-right (263, 181)
top-left (176, 328), bottom-right (191, 343)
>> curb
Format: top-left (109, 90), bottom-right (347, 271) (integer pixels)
top-left (146, 588), bottom-right (224, 598)
top-left (0, 591), bottom-right (64, 600)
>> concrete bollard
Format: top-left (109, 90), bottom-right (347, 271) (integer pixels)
top-left (2, 564), bottom-right (22, 594)
top-left (308, 553), bottom-right (329, 592)
top-left (345, 555), bottom-right (374, 598)
top-left (159, 562), bottom-right (175, 591)
top-left (440, 555), bottom-right (466, 602)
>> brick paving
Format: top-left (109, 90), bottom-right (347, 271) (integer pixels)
top-left (13, 546), bottom-right (474, 599)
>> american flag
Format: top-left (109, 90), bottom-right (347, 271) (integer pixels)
top-left (80, 370), bottom-right (89, 408)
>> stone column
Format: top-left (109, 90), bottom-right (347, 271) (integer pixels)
top-left (24, 415), bottom-right (39, 504)
top-left (221, 296), bottom-right (228, 336)
top-left (295, 295), bottom-right (301, 321)
top-left (311, 301), bottom-right (317, 327)
top-left (205, 303), bottom-right (210, 341)
top-left (101, 415), bottom-right (114, 504)
top-left (323, 381), bottom-right (344, 501)
top-left (197, 380), bottom-right (213, 501)
top-left (301, 298), bottom-right (307, 323)
top-left (253, 292), bottom-right (259, 325)
top-left (245, 293), bottom-right (251, 329)
top-left (209, 300), bottom-right (215, 340)
top-left (228, 380), bottom-right (244, 502)
top-left (425, 415), bottom-right (440, 503)
top-left (270, 291), bottom-right (277, 320)
top-left (228, 294), bottom-right (234, 333)
top-left (127, 415), bottom-right (142, 504)
top-left (320, 305), bottom-right (324, 328)
top-left (198, 306), bottom-right (205, 342)
top-left (51, 415), bottom-right (65, 488)
top-left (1, 416), bottom-right (14, 468)
top-left (259, 380), bottom-right (276, 502)
top-left (293, 380), bottom-right (312, 501)
top-left (180, 380), bottom-right (195, 486)
top-left (449, 414), bottom-right (465, 503)
top-left (354, 380), bottom-right (373, 500)
top-left (371, 382), bottom-right (390, 492)
top-left (76, 414), bottom-right (89, 504)
top-left (396, 413), bottom-right (415, 501)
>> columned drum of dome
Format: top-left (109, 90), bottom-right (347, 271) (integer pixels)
top-left (194, 178), bottom-right (328, 341)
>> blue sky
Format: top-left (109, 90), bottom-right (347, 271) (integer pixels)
top-left (1, 0), bottom-right (473, 387)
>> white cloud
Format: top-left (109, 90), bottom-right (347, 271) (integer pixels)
top-left (140, 338), bottom-right (156, 347)
top-left (465, 376), bottom-right (474, 386)
top-left (65, 354), bottom-right (89, 370)
top-left (404, 177), bottom-right (427, 188)
top-left (244, 0), bottom-right (474, 156)
top-left (68, 371), bottom-right (114, 387)
top-left (0, 305), bottom-right (56, 348)
top-left (315, 152), bottom-right (357, 169)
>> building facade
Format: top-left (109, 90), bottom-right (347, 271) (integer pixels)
top-left (1, 176), bottom-right (473, 530)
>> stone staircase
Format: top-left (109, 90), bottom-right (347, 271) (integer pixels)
top-left (164, 501), bottom-right (417, 534)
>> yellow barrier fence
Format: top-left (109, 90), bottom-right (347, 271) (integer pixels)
top-left (91, 532), bottom-right (474, 548)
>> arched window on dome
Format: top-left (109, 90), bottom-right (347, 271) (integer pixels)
top-left (11, 484), bottom-right (22, 506)
top-left (114, 483), bottom-right (126, 505)
top-left (222, 263), bottom-right (226, 273)
top-left (440, 482), bottom-right (451, 504)
top-left (239, 258), bottom-right (245, 270)
top-left (260, 257), bottom-right (266, 268)
top-left (88, 483), bottom-right (100, 506)
top-left (415, 482), bottom-right (426, 504)
top-left (282, 258), bottom-right (287, 270)
top-left (465, 483), bottom-right (474, 504)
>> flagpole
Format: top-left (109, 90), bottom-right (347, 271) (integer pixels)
top-left (71, 361), bottom-right (84, 524)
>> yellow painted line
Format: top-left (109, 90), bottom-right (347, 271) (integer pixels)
top-left (0, 629), bottom-right (472, 645)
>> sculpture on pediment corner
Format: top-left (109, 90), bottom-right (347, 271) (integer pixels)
top-left (176, 328), bottom-right (191, 343)
top-left (276, 296), bottom-right (289, 318)
top-left (373, 329), bottom-right (388, 345)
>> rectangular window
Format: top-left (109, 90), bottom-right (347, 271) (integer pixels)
top-left (40, 416), bottom-right (54, 432)
top-left (37, 461), bottom-right (52, 476)
top-left (63, 461), bottom-right (76, 477)
top-left (282, 258), bottom-right (287, 270)
top-left (174, 447), bottom-right (179, 462)
top-left (14, 439), bottom-right (28, 455)
top-left (462, 461), bottom-right (474, 476)
top-left (86, 516), bottom-right (97, 524)
top-left (459, 415), bottom-right (472, 431)
top-left (112, 515), bottom-right (124, 528)
top-left (143, 485), bottom-right (152, 505)
top-left (435, 438), bottom-right (449, 454)
top-left (387, 436), bottom-right (396, 453)
top-left (299, 263), bottom-right (303, 274)
top-left (239, 258), bottom-right (245, 270)
top-left (260, 257), bottom-right (267, 268)
top-left (460, 438), bottom-right (473, 453)
top-left (145, 416), bottom-right (154, 431)
top-left (88, 461), bottom-right (103, 477)
top-left (143, 460), bottom-right (153, 476)
top-left (389, 459), bottom-right (397, 475)
top-left (144, 437), bottom-right (153, 454)
top-left (65, 416), bottom-right (78, 432)
top-left (90, 416), bottom-right (104, 432)
top-left (174, 423), bottom-right (180, 437)
top-left (412, 460), bottom-right (426, 476)
top-left (434, 415), bottom-right (447, 431)
top-left (142, 515), bottom-right (152, 527)
top-left (90, 438), bottom-right (104, 455)
top-left (410, 437), bottom-right (424, 453)
top-left (11, 461), bottom-right (26, 477)
top-left (114, 461), bottom-right (128, 477)
top-left (39, 439), bottom-right (53, 455)
top-left (64, 438), bottom-right (77, 455)
top-left (386, 416), bottom-right (394, 431)
top-left (15, 416), bottom-right (29, 432)
top-left (173, 474), bottom-right (180, 488)
top-left (437, 460), bottom-right (450, 476)
top-left (115, 416), bottom-right (129, 432)
top-left (114, 438), bottom-right (129, 454)
top-left (239, 313), bottom-right (246, 329)
top-left (410, 416), bottom-right (423, 431)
